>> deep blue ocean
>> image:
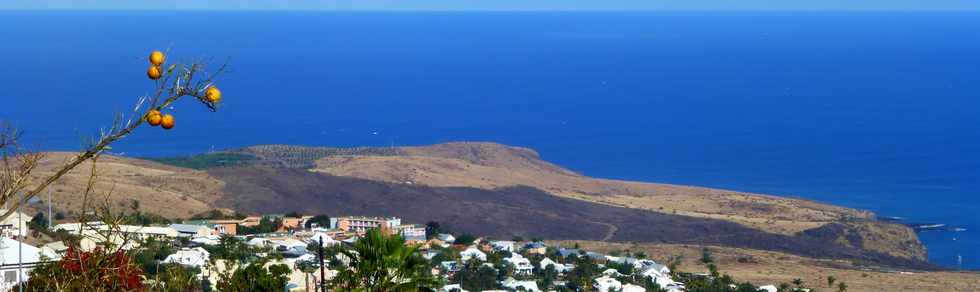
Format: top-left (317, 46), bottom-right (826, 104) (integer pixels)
top-left (1, 11), bottom-right (977, 269)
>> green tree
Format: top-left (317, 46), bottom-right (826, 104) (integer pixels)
top-left (778, 283), bottom-right (792, 292)
top-left (538, 264), bottom-right (558, 289)
top-left (700, 247), bottom-right (714, 264)
top-left (454, 233), bottom-right (476, 245)
top-left (133, 238), bottom-right (175, 275)
top-left (305, 214), bottom-right (331, 229)
top-left (607, 260), bottom-right (635, 276)
top-left (29, 212), bottom-right (49, 229)
top-left (329, 229), bottom-right (440, 291)
top-left (838, 282), bottom-right (848, 292)
top-left (564, 254), bottom-right (600, 290)
top-left (792, 278), bottom-right (804, 288)
top-left (425, 221), bottom-right (442, 239)
top-left (216, 261), bottom-right (290, 292)
top-left (827, 276), bottom-right (836, 287)
top-left (205, 235), bottom-right (264, 264)
top-left (238, 216), bottom-right (282, 235)
top-left (455, 259), bottom-right (500, 291)
top-left (637, 276), bottom-right (668, 292)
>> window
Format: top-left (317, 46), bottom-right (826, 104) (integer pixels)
top-left (4, 271), bottom-right (16, 283)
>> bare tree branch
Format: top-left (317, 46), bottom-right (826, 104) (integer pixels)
top-left (0, 56), bottom-right (228, 222)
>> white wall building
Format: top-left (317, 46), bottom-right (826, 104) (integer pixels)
top-left (163, 247), bottom-right (210, 268)
top-left (0, 210), bottom-right (31, 238)
top-left (622, 283), bottom-right (647, 292)
top-left (501, 278), bottom-right (540, 292)
top-left (460, 247), bottom-right (487, 262)
top-left (593, 276), bottom-right (623, 292)
top-left (503, 254), bottom-right (533, 275)
top-left (489, 240), bottom-right (515, 252)
top-left (0, 238), bottom-right (41, 290)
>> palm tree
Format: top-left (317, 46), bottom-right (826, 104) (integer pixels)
top-left (837, 281), bottom-right (848, 292)
top-left (329, 229), bottom-right (441, 291)
top-left (827, 276), bottom-right (836, 288)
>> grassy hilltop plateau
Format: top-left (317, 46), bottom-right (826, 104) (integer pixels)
top-left (31, 142), bottom-right (980, 291)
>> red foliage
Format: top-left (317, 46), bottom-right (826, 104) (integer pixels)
top-left (60, 247), bottom-right (144, 291)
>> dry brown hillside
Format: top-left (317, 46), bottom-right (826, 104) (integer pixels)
top-left (32, 142), bottom-right (927, 264)
top-left (554, 240), bottom-right (980, 292)
top-left (28, 152), bottom-right (224, 218)
top-left (311, 142), bottom-right (923, 260)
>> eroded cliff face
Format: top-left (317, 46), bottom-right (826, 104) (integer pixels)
top-left (801, 221), bottom-right (927, 261)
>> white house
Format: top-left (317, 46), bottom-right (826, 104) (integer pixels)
top-left (247, 237), bottom-right (271, 247)
top-left (436, 234), bottom-right (455, 243)
top-left (614, 257), bottom-right (652, 270)
top-left (460, 247), bottom-right (487, 262)
top-left (602, 268), bottom-right (623, 277)
top-left (169, 224), bottom-right (211, 238)
top-left (293, 253), bottom-right (317, 263)
top-left (622, 284), bottom-right (647, 292)
top-left (163, 247), bottom-right (210, 268)
top-left (503, 254), bottom-right (533, 275)
top-left (54, 222), bottom-right (178, 242)
top-left (0, 210), bottom-right (31, 238)
top-left (422, 250), bottom-right (440, 260)
top-left (501, 278), bottom-right (540, 292)
top-left (489, 240), bottom-right (515, 252)
top-left (643, 262), bottom-right (671, 276)
top-left (0, 238), bottom-right (42, 290)
top-left (640, 264), bottom-right (675, 287)
top-left (441, 284), bottom-right (469, 292)
top-left (539, 257), bottom-right (557, 270)
top-left (440, 261), bottom-right (460, 273)
top-left (539, 257), bottom-right (572, 274)
top-left (593, 276), bottom-right (622, 292)
top-left (308, 233), bottom-right (339, 246)
top-left (191, 236), bottom-right (220, 246)
top-left (758, 285), bottom-right (778, 292)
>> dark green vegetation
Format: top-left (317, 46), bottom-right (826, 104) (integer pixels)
top-left (148, 145), bottom-right (400, 169)
top-left (216, 262), bottom-right (291, 292)
top-left (229, 144), bottom-right (398, 168)
top-left (238, 216), bottom-right (282, 235)
top-left (206, 235), bottom-right (269, 263)
top-left (29, 212), bottom-right (49, 229)
top-left (146, 153), bottom-right (256, 169)
top-left (327, 229), bottom-right (440, 291)
top-left (305, 214), bottom-right (330, 228)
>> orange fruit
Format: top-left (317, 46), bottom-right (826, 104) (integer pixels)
top-left (147, 66), bottom-right (162, 80)
top-left (146, 110), bottom-right (162, 126)
top-left (160, 114), bottom-right (175, 130)
top-left (205, 86), bottom-right (222, 102)
top-left (149, 51), bottom-right (165, 66)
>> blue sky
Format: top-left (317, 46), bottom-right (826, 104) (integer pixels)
top-left (3, 0), bottom-right (980, 11)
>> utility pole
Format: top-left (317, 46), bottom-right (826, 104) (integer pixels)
top-left (47, 188), bottom-right (52, 227)
top-left (202, 262), bottom-right (212, 292)
top-left (318, 237), bottom-right (325, 292)
top-left (17, 192), bottom-right (23, 292)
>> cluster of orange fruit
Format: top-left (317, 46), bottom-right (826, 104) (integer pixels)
top-left (143, 50), bottom-right (223, 130)
top-left (146, 110), bottom-right (174, 129)
top-left (145, 51), bottom-right (174, 129)
top-left (147, 50), bottom-right (165, 80)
